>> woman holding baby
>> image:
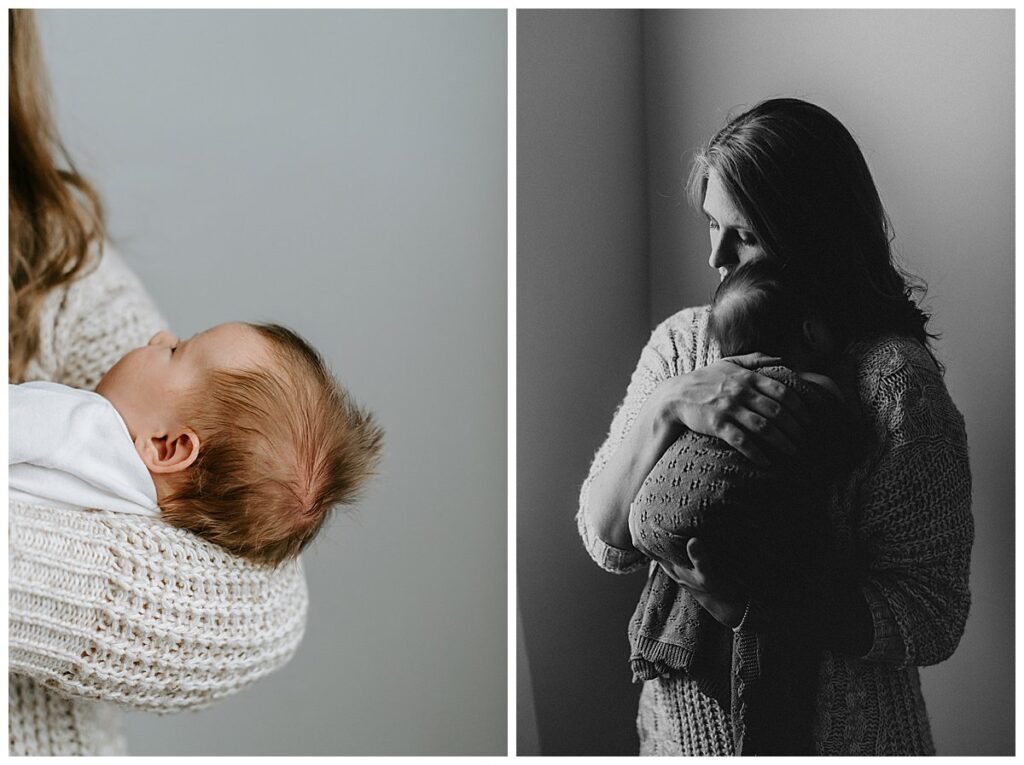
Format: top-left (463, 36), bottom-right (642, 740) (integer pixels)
top-left (577, 98), bottom-right (972, 755)
top-left (8, 10), bottom-right (308, 755)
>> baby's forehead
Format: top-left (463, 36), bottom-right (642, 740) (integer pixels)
top-left (196, 323), bottom-right (275, 367)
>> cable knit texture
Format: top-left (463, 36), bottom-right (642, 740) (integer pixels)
top-left (9, 247), bottom-right (310, 756)
top-left (577, 305), bottom-right (973, 756)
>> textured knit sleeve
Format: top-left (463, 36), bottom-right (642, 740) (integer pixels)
top-left (50, 247), bottom-right (168, 391)
top-left (10, 246), bottom-right (311, 710)
top-left (576, 306), bottom-right (712, 574)
top-left (852, 338), bottom-right (973, 666)
top-left (9, 501), bottom-right (307, 712)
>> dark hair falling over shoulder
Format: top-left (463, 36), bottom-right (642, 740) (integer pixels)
top-left (687, 97), bottom-right (941, 371)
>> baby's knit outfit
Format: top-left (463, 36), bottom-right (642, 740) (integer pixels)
top-left (10, 381), bottom-right (159, 517)
top-left (9, 248), bottom-right (309, 756)
top-left (628, 366), bottom-right (855, 755)
top-left (577, 306), bottom-right (973, 756)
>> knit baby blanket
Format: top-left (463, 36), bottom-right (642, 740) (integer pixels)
top-left (627, 366), bottom-right (855, 755)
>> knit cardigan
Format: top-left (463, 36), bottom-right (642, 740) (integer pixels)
top-left (8, 248), bottom-right (309, 756)
top-left (628, 367), bottom-right (854, 755)
top-left (577, 305), bottom-right (973, 756)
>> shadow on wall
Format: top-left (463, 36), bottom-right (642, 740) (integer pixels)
top-left (518, 8), bottom-right (651, 756)
top-left (516, 602), bottom-right (540, 755)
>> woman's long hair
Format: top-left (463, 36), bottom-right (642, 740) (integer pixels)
top-left (9, 9), bottom-right (106, 382)
top-left (687, 98), bottom-right (937, 360)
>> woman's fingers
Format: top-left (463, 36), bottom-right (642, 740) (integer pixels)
top-left (718, 420), bottom-right (770, 466)
top-left (686, 538), bottom-right (709, 576)
top-left (751, 399), bottom-right (805, 446)
top-left (658, 537), bottom-right (705, 589)
top-left (745, 376), bottom-right (806, 448)
top-left (662, 538), bottom-right (728, 595)
top-left (749, 372), bottom-right (811, 428)
top-left (723, 362), bottom-right (810, 433)
top-left (724, 352), bottom-right (785, 370)
top-left (732, 408), bottom-right (797, 458)
top-left (658, 560), bottom-right (687, 587)
top-left (668, 357), bottom-right (810, 460)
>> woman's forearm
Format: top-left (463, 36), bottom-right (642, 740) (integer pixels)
top-left (585, 388), bottom-right (681, 549)
top-left (10, 500), bottom-right (308, 711)
top-left (581, 335), bottom-right (804, 554)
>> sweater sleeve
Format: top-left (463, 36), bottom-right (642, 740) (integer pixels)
top-left (576, 307), bottom-right (708, 574)
top-left (10, 246), bottom-right (311, 709)
top-left (50, 247), bottom-right (168, 391)
top-left (9, 501), bottom-right (307, 712)
top-left (853, 340), bottom-right (974, 666)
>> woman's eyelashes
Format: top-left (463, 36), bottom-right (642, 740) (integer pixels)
top-left (708, 216), bottom-right (757, 247)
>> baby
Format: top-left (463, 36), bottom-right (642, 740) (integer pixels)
top-left (628, 258), bottom-right (860, 754)
top-left (10, 322), bottom-right (383, 566)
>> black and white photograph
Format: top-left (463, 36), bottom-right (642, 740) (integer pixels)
top-left (518, 8), bottom-right (1012, 756)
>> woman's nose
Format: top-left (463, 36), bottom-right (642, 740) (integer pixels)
top-left (708, 238), bottom-right (736, 270)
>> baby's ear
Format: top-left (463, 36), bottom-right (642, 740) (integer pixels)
top-left (802, 317), bottom-right (835, 357)
top-left (136, 429), bottom-right (201, 474)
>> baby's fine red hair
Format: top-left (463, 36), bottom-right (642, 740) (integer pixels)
top-left (160, 323), bottom-right (383, 566)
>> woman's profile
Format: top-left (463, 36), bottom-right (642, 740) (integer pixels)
top-left (8, 10), bottom-right (308, 755)
top-left (577, 98), bottom-right (973, 755)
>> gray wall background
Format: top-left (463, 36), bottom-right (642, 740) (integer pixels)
top-left (38, 10), bottom-right (506, 755)
top-left (518, 9), bottom-right (1013, 755)
top-left (518, 10), bottom-right (650, 756)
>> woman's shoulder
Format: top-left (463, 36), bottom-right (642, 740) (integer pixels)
top-left (59, 244), bottom-right (163, 323)
top-left (31, 243), bottom-right (167, 389)
top-left (654, 305), bottom-right (712, 334)
top-left (646, 305), bottom-right (715, 373)
top-left (848, 333), bottom-right (939, 380)
top-left (847, 334), bottom-right (965, 442)
top-left (847, 334), bottom-right (942, 404)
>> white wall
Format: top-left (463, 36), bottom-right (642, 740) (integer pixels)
top-left (643, 10), bottom-right (1013, 755)
top-left (38, 9), bottom-right (507, 755)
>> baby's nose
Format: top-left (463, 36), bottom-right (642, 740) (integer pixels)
top-left (148, 330), bottom-right (177, 347)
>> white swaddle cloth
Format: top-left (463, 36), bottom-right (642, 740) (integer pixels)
top-left (9, 381), bottom-right (160, 516)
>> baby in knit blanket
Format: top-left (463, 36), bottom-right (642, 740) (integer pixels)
top-left (628, 259), bottom-right (859, 754)
top-left (10, 322), bottom-right (383, 565)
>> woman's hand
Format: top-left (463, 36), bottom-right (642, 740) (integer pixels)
top-left (658, 537), bottom-right (748, 628)
top-left (653, 353), bottom-right (809, 466)
top-left (584, 352), bottom-right (806, 551)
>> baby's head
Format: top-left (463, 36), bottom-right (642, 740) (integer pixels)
top-left (709, 258), bottom-right (836, 373)
top-left (96, 322), bottom-right (383, 565)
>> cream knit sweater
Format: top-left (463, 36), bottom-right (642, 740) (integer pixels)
top-left (9, 248), bottom-right (309, 756)
top-left (577, 306), bottom-right (973, 756)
